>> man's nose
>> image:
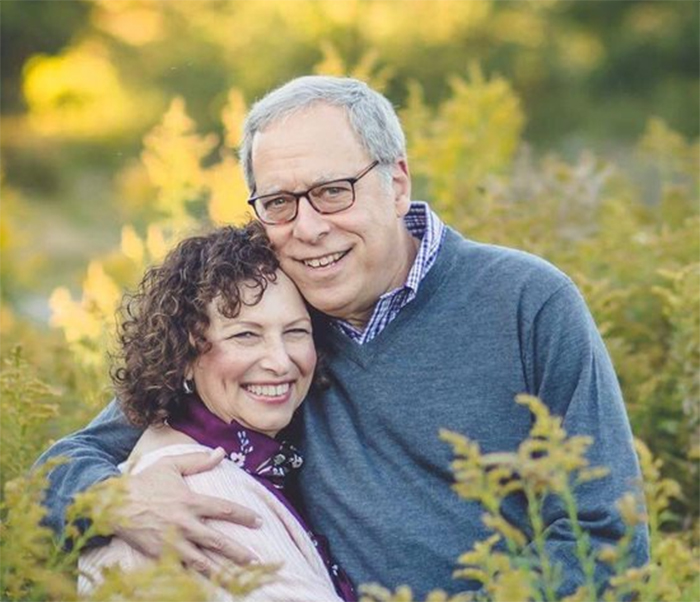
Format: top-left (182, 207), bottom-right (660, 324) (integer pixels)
top-left (292, 196), bottom-right (330, 243)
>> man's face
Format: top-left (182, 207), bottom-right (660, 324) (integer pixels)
top-left (250, 104), bottom-right (413, 328)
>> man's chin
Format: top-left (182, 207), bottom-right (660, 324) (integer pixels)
top-left (303, 290), bottom-right (349, 318)
top-left (305, 296), bottom-right (342, 316)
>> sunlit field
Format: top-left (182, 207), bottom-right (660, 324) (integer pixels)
top-left (1, 1), bottom-right (698, 600)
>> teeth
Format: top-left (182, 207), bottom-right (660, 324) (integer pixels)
top-left (303, 251), bottom-right (345, 268)
top-left (245, 383), bottom-right (290, 397)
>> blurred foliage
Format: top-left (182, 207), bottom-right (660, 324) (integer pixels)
top-left (2, 0), bottom-right (697, 140)
top-left (0, 460), bottom-right (276, 601)
top-left (1, 0), bottom-right (697, 302)
top-left (359, 401), bottom-right (698, 602)
top-left (0, 348), bottom-right (60, 492)
top-left (0, 1), bottom-right (698, 599)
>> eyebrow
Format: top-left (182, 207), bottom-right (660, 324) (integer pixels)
top-left (256, 171), bottom-right (350, 196)
top-left (220, 317), bottom-right (312, 329)
top-left (286, 317), bottom-right (313, 327)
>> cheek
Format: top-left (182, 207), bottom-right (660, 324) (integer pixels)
top-left (267, 227), bottom-right (293, 255)
top-left (294, 345), bottom-right (317, 407)
top-left (295, 343), bottom-right (317, 377)
top-left (337, 209), bottom-right (384, 246)
top-left (310, 346), bottom-right (318, 370)
top-left (196, 347), bottom-right (250, 384)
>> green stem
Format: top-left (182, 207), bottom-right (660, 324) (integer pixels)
top-left (561, 484), bottom-right (597, 598)
top-left (526, 489), bottom-right (558, 602)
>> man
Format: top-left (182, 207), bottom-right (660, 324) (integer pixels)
top-left (35, 76), bottom-right (648, 598)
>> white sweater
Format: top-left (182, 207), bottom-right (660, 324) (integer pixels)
top-left (78, 443), bottom-right (343, 601)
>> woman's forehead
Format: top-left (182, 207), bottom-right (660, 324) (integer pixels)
top-left (208, 272), bottom-right (307, 324)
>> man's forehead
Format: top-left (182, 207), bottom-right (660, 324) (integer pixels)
top-left (250, 107), bottom-right (368, 192)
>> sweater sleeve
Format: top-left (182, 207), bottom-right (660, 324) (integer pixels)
top-left (32, 398), bottom-right (143, 539)
top-left (524, 281), bottom-right (650, 595)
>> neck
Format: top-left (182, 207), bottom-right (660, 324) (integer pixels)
top-left (203, 400), bottom-right (279, 438)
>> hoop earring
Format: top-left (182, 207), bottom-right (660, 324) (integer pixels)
top-left (183, 378), bottom-right (195, 394)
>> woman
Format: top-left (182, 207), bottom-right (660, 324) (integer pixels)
top-left (79, 223), bottom-right (353, 601)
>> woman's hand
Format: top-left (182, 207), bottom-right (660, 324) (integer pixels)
top-left (112, 447), bottom-right (262, 575)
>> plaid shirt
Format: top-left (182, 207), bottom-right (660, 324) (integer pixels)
top-left (334, 201), bottom-right (446, 344)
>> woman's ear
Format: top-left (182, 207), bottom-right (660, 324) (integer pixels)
top-left (185, 333), bottom-right (198, 380)
top-left (183, 357), bottom-right (196, 395)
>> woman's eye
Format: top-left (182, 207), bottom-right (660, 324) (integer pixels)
top-left (286, 328), bottom-right (311, 337)
top-left (228, 331), bottom-right (258, 340)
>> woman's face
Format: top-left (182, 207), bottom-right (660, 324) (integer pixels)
top-left (189, 270), bottom-right (316, 437)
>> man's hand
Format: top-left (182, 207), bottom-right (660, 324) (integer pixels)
top-left (112, 447), bottom-right (262, 575)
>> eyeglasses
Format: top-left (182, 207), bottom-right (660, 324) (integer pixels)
top-left (247, 160), bottom-right (380, 225)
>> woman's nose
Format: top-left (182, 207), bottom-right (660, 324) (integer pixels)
top-left (259, 338), bottom-right (294, 374)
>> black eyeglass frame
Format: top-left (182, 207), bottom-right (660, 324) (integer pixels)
top-left (247, 160), bottom-right (380, 225)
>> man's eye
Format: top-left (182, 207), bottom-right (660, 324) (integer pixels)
top-left (262, 196), bottom-right (293, 210)
top-left (318, 184), bottom-right (351, 197)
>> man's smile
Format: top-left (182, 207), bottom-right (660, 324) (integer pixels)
top-left (299, 249), bottom-right (350, 269)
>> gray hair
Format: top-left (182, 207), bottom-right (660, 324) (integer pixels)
top-left (239, 75), bottom-right (406, 191)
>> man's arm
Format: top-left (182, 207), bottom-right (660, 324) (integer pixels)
top-left (33, 398), bottom-right (140, 536)
top-left (34, 399), bottom-right (263, 571)
top-left (525, 280), bottom-right (650, 595)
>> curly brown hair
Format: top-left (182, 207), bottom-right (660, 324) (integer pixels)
top-left (112, 221), bottom-right (281, 427)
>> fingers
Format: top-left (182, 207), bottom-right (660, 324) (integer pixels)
top-left (116, 509), bottom-right (261, 568)
top-left (167, 447), bottom-right (227, 476)
top-left (188, 492), bottom-right (262, 529)
top-left (114, 450), bottom-right (263, 569)
top-left (179, 520), bottom-right (261, 567)
top-left (155, 450), bottom-right (263, 528)
top-left (175, 540), bottom-right (233, 577)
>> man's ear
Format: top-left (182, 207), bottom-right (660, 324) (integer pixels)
top-left (391, 158), bottom-right (412, 217)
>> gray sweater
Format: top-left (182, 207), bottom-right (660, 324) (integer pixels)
top-left (295, 227), bottom-right (648, 597)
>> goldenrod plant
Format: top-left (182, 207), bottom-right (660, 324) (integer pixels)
top-left (0, 348), bottom-right (60, 491)
top-left (359, 398), bottom-right (698, 602)
top-left (1, 30), bottom-right (697, 600)
top-left (0, 458), bottom-right (276, 602)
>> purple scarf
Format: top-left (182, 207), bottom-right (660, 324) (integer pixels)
top-left (168, 397), bottom-right (355, 601)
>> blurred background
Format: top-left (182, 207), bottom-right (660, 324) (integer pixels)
top-left (1, 0), bottom-right (697, 321)
top-left (0, 3), bottom-right (698, 597)
top-left (0, 0), bottom-right (698, 557)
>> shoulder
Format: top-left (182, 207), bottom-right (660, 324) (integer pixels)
top-left (438, 228), bottom-right (575, 312)
top-left (130, 424), bottom-right (196, 457)
top-left (445, 228), bottom-right (570, 286)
